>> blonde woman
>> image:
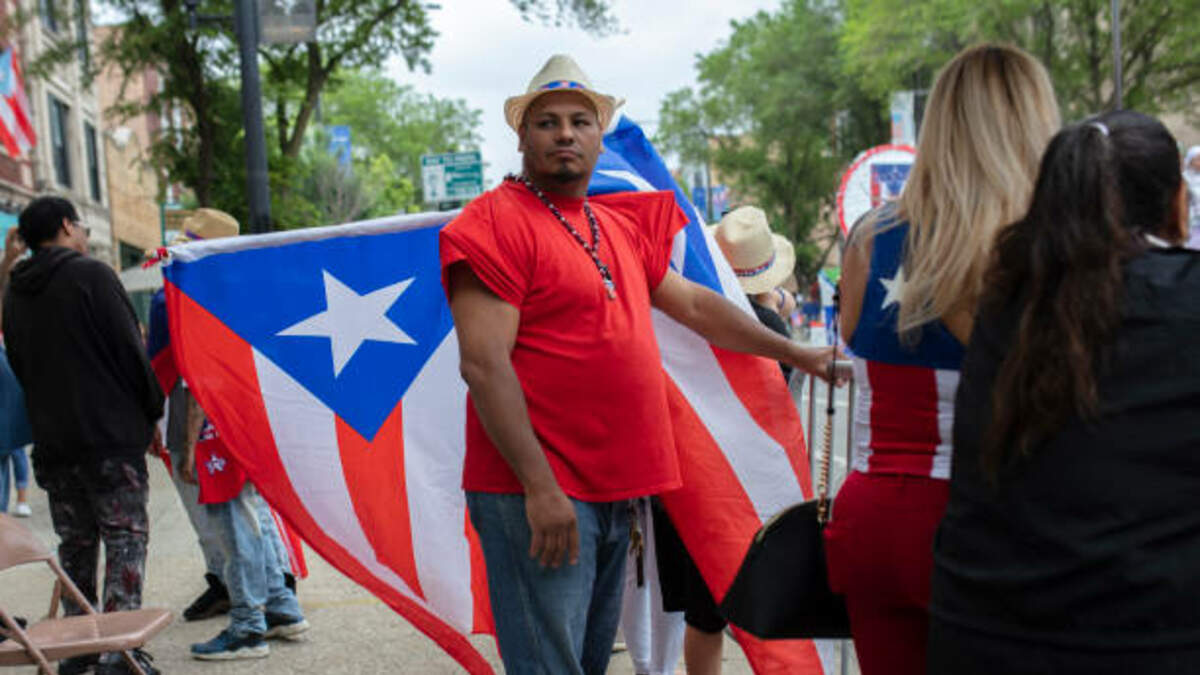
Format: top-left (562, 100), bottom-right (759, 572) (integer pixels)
top-left (824, 44), bottom-right (1060, 675)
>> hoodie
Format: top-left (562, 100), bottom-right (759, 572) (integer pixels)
top-left (2, 247), bottom-right (164, 466)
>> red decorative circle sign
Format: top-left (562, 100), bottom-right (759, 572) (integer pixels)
top-left (835, 144), bottom-right (917, 237)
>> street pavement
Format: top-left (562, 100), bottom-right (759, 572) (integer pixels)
top-left (2, 361), bottom-right (856, 674)
top-left (1, 463), bottom-right (765, 674)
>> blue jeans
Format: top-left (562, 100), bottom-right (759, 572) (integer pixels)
top-left (466, 492), bottom-right (631, 675)
top-left (206, 484), bottom-right (303, 636)
top-left (0, 446), bottom-right (29, 512)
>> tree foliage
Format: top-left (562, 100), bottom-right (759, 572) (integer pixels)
top-left (842, 0), bottom-right (1200, 121)
top-left (657, 0), bottom-right (887, 279)
top-left (48, 0), bottom-right (615, 226)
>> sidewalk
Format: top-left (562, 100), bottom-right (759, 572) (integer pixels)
top-left (2, 462), bottom-right (762, 674)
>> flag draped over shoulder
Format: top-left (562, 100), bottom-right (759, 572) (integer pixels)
top-left (162, 117), bottom-right (828, 674)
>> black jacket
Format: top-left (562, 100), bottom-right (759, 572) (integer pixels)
top-left (3, 247), bottom-right (163, 466)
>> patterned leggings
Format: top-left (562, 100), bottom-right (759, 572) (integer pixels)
top-left (34, 455), bottom-right (150, 614)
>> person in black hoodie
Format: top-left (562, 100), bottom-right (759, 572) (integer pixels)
top-left (2, 195), bottom-right (163, 675)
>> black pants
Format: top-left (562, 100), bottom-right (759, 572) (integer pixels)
top-left (34, 455), bottom-right (150, 615)
top-left (928, 617), bottom-right (1200, 675)
top-left (651, 498), bottom-right (726, 634)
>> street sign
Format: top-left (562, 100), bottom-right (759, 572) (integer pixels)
top-left (259, 0), bottom-right (316, 44)
top-left (421, 151), bottom-right (483, 203)
top-left (328, 125), bottom-right (351, 168)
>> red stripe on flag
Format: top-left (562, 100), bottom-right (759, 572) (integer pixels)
top-left (658, 377), bottom-right (825, 673)
top-left (465, 510), bottom-right (494, 635)
top-left (166, 281), bottom-right (494, 674)
top-left (0, 118), bottom-right (18, 158)
top-left (711, 347), bottom-right (814, 497)
top-left (10, 62), bottom-right (33, 145)
top-left (334, 404), bottom-right (425, 601)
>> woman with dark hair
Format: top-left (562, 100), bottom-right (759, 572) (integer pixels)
top-left (929, 110), bottom-right (1198, 673)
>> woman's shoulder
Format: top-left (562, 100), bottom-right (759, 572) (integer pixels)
top-left (1124, 247), bottom-right (1200, 315)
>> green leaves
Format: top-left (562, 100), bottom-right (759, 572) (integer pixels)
top-left (656, 0), bottom-right (887, 280)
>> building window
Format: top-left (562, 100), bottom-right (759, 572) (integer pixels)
top-left (48, 96), bottom-right (70, 188)
top-left (40, 0), bottom-right (58, 32)
top-left (75, 0), bottom-right (89, 71)
top-left (85, 121), bottom-right (100, 202)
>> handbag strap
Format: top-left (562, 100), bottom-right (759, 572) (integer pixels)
top-left (816, 290), bottom-right (840, 524)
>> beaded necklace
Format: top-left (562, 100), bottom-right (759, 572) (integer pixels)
top-left (506, 173), bottom-right (616, 300)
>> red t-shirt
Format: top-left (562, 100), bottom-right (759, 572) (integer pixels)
top-left (440, 181), bottom-right (687, 501)
top-left (194, 417), bottom-right (247, 504)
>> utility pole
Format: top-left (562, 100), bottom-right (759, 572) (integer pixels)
top-left (184, 0), bottom-right (273, 234)
top-left (234, 0), bottom-right (271, 233)
top-left (1112, 0), bottom-right (1123, 110)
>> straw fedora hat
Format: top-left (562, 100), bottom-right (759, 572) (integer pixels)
top-left (504, 54), bottom-right (623, 133)
top-left (180, 208), bottom-right (240, 240)
top-left (712, 206), bottom-right (795, 295)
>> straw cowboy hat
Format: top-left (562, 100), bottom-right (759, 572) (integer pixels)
top-left (712, 206), bottom-right (796, 295)
top-left (180, 208), bottom-right (239, 241)
top-left (504, 54), bottom-right (624, 133)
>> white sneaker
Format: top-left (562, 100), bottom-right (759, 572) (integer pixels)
top-left (13, 502), bottom-right (31, 517)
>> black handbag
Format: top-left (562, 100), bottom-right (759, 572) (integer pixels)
top-left (719, 300), bottom-right (851, 640)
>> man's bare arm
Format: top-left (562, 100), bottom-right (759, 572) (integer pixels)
top-left (181, 393), bottom-right (204, 484)
top-left (651, 270), bottom-right (837, 380)
top-left (447, 263), bottom-right (579, 568)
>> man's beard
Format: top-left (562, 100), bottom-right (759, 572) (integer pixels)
top-left (549, 164), bottom-right (586, 184)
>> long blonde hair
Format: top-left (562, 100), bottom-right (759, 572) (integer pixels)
top-left (893, 43), bottom-right (1060, 338)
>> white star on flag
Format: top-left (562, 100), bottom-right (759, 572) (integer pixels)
top-left (278, 270), bottom-right (416, 376)
top-left (880, 268), bottom-right (906, 310)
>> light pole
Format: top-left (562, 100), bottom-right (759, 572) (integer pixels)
top-left (184, 0), bottom-right (273, 234)
top-left (234, 0), bottom-right (271, 233)
top-left (1112, 0), bottom-right (1123, 110)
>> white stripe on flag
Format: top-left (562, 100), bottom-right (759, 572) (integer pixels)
top-left (652, 312), bottom-right (807, 521)
top-left (253, 348), bottom-right (424, 603)
top-left (401, 330), bottom-right (475, 633)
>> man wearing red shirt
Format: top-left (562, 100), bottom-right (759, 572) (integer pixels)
top-left (440, 55), bottom-right (833, 675)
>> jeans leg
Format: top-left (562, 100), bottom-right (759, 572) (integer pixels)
top-left (467, 492), bottom-right (618, 675)
top-left (37, 462), bottom-right (99, 615)
top-left (258, 498), bottom-right (292, 579)
top-left (11, 446), bottom-right (28, 489)
top-left (208, 485), bottom-right (269, 636)
top-left (0, 453), bottom-right (10, 512)
top-left (581, 501), bottom-right (632, 675)
top-left (168, 445), bottom-right (226, 577)
top-left (250, 486), bottom-right (302, 619)
top-left (92, 457), bottom-right (150, 613)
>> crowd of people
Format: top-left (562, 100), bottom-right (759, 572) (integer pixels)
top-left (2, 41), bottom-right (1199, 675)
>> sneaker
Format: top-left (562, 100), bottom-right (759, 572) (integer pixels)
top-left (183, 573), bottom-right (231, 621)
top-left (264, 612), bottom-right (310, 641)
top-left (56, 652), bottom-right (98, 675)
top-left (94, 649), bottom-right (158, 675)
top-left (190, 628), bottom-right (269, 660)
top-left (13, 502), bottom-right (31, 517)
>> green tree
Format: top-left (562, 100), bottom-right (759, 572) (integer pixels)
top-left (657, 0), bottom-right (887, 279)
top-left (69, 0), bottom-right (617, 219)
top-left (842, 0), bottom-right (1200, 121)
top-left (319, 68), bottom-right (482, 204)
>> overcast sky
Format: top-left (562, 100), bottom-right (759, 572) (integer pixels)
top-left (385, 0), bottom-right (782, 185)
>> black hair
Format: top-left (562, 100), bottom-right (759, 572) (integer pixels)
top-left (18, 196), bottom-right (79, 251)
top-left (983, 110), bottom-right (1182, 478)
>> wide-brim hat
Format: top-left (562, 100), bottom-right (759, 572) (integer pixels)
top-left (712, 206), bottom-right (795, 295)
top-left (180, 208), bottom-right (240, 240)
top-left (504, 54), bottom-right (623, 133)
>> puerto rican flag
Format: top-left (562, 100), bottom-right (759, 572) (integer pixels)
top-left (162, 117), bottom-right (829, 673)
top-left (0, 46), bottom-right (34, 158)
